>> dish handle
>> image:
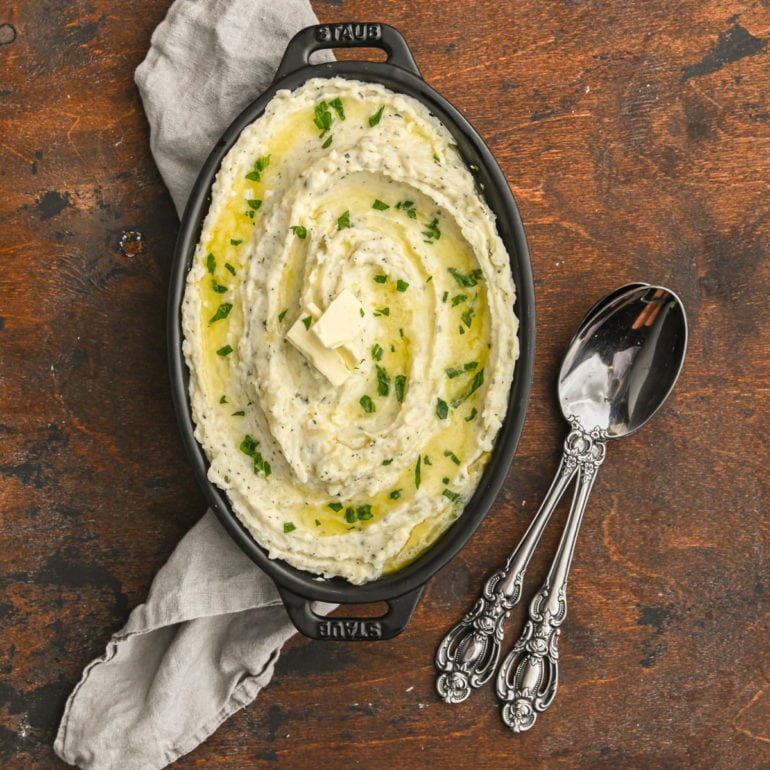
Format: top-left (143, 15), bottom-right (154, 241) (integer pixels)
top-left (277, 584), bottom-right (425, 641)
top-left (274, 22), bottom-right (421, 81)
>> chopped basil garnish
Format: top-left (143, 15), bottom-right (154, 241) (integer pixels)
top-left (374, 307), bottom-right (390, 317)
top-left (314, 101), bottom-right (333, 135)
top-left (290, 225), bottom-right (307, 239)
top-left (442, 291), bottom-right (448, 303)
top-left (395, 200), bottom-right (417, 219)
top-left (376, 365), bottom-right (390, 397)
top-left (443, 489), bottom-right (462, 504)
top-left (247, 199), bottom-right (262, 210)
top-left (211, 279), bottom-right (228, 294)
top-left (219, 395), bottom-right (228, 404)
top-left (415, 455), bottom-right (422, 489)
top-left (356, 504), bottom-right (373, 521)
top-left (360, 395), bottom-right (376, 413)
top-left (321, 135), bottom-right (333, 149)
top-left (231, 410), bottom-right (245, 416)
top-left (368, 106), bottom-right (384, 126)
top-left (461, 306), bottom-right (476, 329)
top-left (396, 279), bottom-right (409, 292)
top-left (444, 449), bottom-right (461, 465)
top-left (206, 253), bottom-right (216, 273)
top-left (239, 434), bottom-right (271, 477)
top-left (382, 458), bottom-right (393, 465)
top-left (302, 316), bottom-right (312, 330)
top-left (436, 398), bottom-right (449, 419)
top-left (209, 303), bottom-right (233, 323)
top-left (283, 522), bottom-right (296, 533)
top-left (372, 343), bottom-right (383, 361)
top-left (451, 294), bottom-right (467, 306)
top-left (423, 456), bottom-right (432, 465)
top-left (278, 309), bottom-right (288, 322)
top-left (448, 267), bottom-right (483, 288)
top-left (344, 507), bottom-right (356, 523)
top-left (465, 407), bottom-right (478, 421)
top-left (245, 155), bottom-right (270, 181)
top-left (328, 502), bottom-right (343, 512)
top-left (451, 368), bottom-right (484, 408)
top-left (329, 97), bottom-right (345, 120)
top-left (230, 239), bottom-right (242, 246)
top-left (395, 374), bottom-right (406, 403)
top-left (422, 217), bottom-right (441, 243)
top-left (372, 199), bottom-right (389, 211)
top-left (337, 210), bottom-right (351, 229)
top-left (225, 262), bottom-right (236, 275)
top-left (390, 490), bottom-right (402, 500)
top-left (374, 274), bottom-right (388, 283)
top-left (216, 345), bottom-right (233, 357)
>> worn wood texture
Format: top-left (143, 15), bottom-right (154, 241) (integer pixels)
top-left (1, 0), bottom-right (768, 767)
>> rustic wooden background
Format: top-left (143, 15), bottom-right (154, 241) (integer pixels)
top-left (1, 0), bottom-right (768, 767)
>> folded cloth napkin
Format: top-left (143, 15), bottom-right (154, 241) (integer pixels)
top-left (55, 2), bottom-right (334, 768)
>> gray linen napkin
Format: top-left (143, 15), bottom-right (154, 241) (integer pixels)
top-left (55, 2), bottom-right (333, 768)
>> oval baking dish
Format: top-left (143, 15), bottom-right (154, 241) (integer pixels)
top-left (168, 22), bottom-right (535, 640)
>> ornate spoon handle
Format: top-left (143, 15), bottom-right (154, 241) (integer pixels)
top-left (496, 423), bottom-right (606, 731)
top-left (435, 421), bottom-right (590, 704)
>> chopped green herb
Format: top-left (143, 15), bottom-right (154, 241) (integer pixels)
top-left (396, 279), bottom-right (409, 292)
top-left (360, 308), bottom-right (365, 317)
top-left (245, 155), bottom-right (270, 181)
top-left (321, 135), bottom-right (333, 149)
top-left (465, 361), bottom-right (479, 371)
top-left (219, 395), bottom-right (228, 404)
top-left (382, 458), bottom-right (393, 465)
top-left (451, 294), bottom-right (468, 306)
top-left (446, 367), bottom-right (464, 379)
top-left (433, 153), bottom-right (441, 164)
top-left (395, 200), bottom-right (417, 219)
top-left (231, 410), bottom-right (245, 416)
top-left (239, 434), bottom-right (271, 477)
top-left (415, 455), bottom-right (422, 489)
top-left (465, 407), bottom-right (478, 421)
top-left (216, 345), bottom-right (233, 357)
top-left (290, 225), bottom-right (307, 239)
top-left (374, 274), bottom-right (388, 283)
top-left (230, 239), bottom-right (242, 246)
top-left (206, 253), bottom-right (216, 273)
top-left (283, 522), bottom-right (296, 533)
top-left (344, 507), bottom-right (357, 523)
top-left (247, 199), bottom-right (262, 210)
top-left (451, 368), bottom-right (485, 408)
top-left (376, 364), bottom-right (390, 397)
top-left (211, 279), bottom-right (228, 294)
top-left (245, 209), bottom-right (255, 219)
top-left (328, 502), bottom-right (343, 512)
top-left (372, 199), bottom-right (390, 211)
top-left (444, 449), bottom-right (461, 465)
top-left (443, 489), bottom-right (462, 504)
top-left (302, 316), bottom-right (312, 330)
top-left (368, 106), bottom-right (385, 126)
top-left (278, 309), bottom-right (288, 322)
top-left (314, 101), bottom-right (333, 135)
top-left (399, 327), bottom-right (404, 338)
top-left (448, 267), bottom-right (483, 288)
top-left (442, 291), bottom-right (449, 303)
top-left (356, 504), bottom-right (373, 521)
top-left (360, 395), bottom-right (376, 413)
top-left (315, 519), bottom-right (321, 526)
top-left (225, 262), bottom-right (236, 275)
top-left (209, 303), bottom-right (233, 323)
top-left (329, 97), bottom-right (345, 120)
top-left (374, 307), bottom-right (390, 317)
top-left (461, 306), bottom-right (476, 329)
top-left (459, 325), bottom-right (465, 335)
top-left (395, 374), bottom-right (406, 403)
top-left (371, 343), bottom-right (384, 361)
top-left (337, 210), bottom-right (351, 230)
top-left (422, 217), bottom-right (441, 242)
top-left (389, 489), bottom-right (402, 500)
top-left (436, 398), bottom-right (449, 419)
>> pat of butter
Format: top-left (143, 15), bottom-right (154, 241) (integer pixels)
top-left (313, 289), bottom-right (365, 349)
top-left (286, 316), bottom-right (350, 387)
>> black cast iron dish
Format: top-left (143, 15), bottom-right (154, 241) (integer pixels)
top-left (168, 23), bottom-right (535, 640)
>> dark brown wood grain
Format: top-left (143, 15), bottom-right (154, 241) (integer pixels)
top-left (1, 1), bottom-right (768, 768)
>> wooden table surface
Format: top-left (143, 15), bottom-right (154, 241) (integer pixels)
top-left (2, 1), bottom-right (769, 768)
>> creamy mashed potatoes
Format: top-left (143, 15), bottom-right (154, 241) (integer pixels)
top-left (182, 77), bottom-right (518, 584)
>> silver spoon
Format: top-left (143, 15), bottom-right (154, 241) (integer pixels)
top-left (436, 284), bottom-right (687, 730)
